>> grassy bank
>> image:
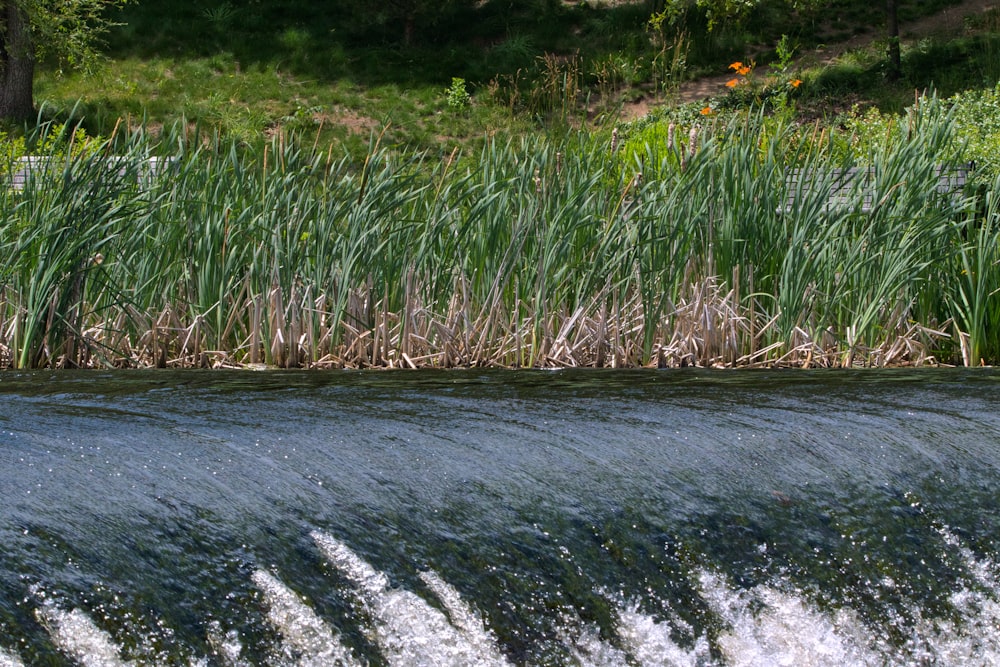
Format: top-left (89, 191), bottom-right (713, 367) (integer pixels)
top-left (27, 0), bottom-right (995, 153)
top-left (1, 96), bottom-right (998, 370)
top-left (8, 0), bottom-right (1000, 370)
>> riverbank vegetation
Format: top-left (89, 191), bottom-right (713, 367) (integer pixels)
top-left (2, 0), bottom-right (1000, 369)
top-left (32, 0), bottom-right (999, 151)
top-left (2, 92), bottom-right (999, 369)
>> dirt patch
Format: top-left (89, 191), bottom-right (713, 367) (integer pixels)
top-left (322, 108), bottom-right (381, 135)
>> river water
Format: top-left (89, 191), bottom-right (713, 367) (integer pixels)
top-left (0, 368), bottom-right (998, 666)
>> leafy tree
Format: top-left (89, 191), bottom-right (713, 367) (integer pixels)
top-left (0, 0), bottom-right (132, 122)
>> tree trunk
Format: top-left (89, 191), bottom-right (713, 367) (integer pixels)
top-left (0, 1), bottom-right (36, 122)
top-left (886, 0), bottom-right (901, 81)
top-left (402, 13), bottom-right (414, 46)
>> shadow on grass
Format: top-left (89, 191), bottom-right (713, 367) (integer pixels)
top-left (105, 0), bottom-right (664, 87)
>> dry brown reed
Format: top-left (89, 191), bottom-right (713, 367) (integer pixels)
top-left (21, 273), bottom-right (947, 370)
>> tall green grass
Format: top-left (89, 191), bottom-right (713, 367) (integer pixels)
top-left (0, 99), bottom-right (995, 369)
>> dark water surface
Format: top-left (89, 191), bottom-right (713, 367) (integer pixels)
top-left (1, 368), bottom-right (999, 665)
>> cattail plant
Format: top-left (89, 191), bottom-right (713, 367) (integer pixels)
top-left (0, 101), bottom-right (995, 369)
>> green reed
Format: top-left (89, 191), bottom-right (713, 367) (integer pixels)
top-left (0, 102), bottom-right (996, 369)
top-left (0, 127), bottom-right (151, 367)
top-left (945, 176), bottom-right (1000, 366)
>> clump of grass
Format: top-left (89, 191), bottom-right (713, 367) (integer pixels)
top-left (0, 96), bottom-right (996, 370)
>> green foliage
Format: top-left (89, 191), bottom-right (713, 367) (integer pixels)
top-left (697, 0), bottom-right (761, 29)
top-left (486, 34), bottom-right (538, 73)
top-left (949, 84), bottom-right (1000, 177)
top-left (70, 0), bottom-right (988, 157)
top-left (485, 52), bottom-right (585, 126)
top-left (0, 122), bottom-right (140, 368)
top-left (830, 95), bottom-right (976, 172)
top-left (646, 10), bottom-right (690, 97)
top-left (8, 0), bottom-right (1000, 370)
top-left (24, 0), bottom-right (136, 73)
top-left (658, 0), bottom-right (823, 31)
top-left (446, 77), bottom-right (471, 111)
top-left (605, 98), bottom-right (1000, 365)
top-left (709, 54), bottom-right (803, 114)
top-left (202, 2), bottom-right (238, 27)
top-left (0, 123), bottom-right (85, 163)
top-left (0, 99), bottom-right (996, 369)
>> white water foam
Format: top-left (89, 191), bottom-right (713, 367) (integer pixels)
top-left (615, 602), bottom-right (712, 667)
top-left (206, 619), bottom-right (249, 667)
top-left (0, 647), bottom-right (25, 667)
top-left (311, 530), bottom-right (512, 667)
top-left (588, 532), bottom-right (1000, 667)
top-left (697, 569), bottom-right (881, 667)
top-left (559, 615), bottom-right (631, 667)
top-left (524, 587), bottom-right (714, 667)
top-left (251, 569), bottom-right (361, 667)
top-left (893, 527), bottom-right (1000, 665)
top-left (35, 604), bottom-right (135, 667)
top-left (19, 528), bottom-right (1000, 666)
top-left (417, 570), bottom-right (510, 665)
top-left (552, 603), bottom-right (707, 667)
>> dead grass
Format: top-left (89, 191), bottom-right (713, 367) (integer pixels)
top-left (17, 272), bottom-right (948, 370)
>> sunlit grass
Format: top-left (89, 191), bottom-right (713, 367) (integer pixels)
top-left (0, 98), bottom-right (995, 370)
top-left (34, 58), bottom-right (519, 154)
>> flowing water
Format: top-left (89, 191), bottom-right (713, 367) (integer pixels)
top-left (1, 368), bottom-right (999, 666)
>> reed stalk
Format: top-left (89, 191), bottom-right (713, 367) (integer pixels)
top-left (0, 106), bottom-right (992, 369)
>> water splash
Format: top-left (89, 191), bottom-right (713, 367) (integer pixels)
top-left (312, 530), bottom-right (512, 666)
top-left (0, 647), bottom-right (25, 667)
top-left (15, 529), bottom-right (1000, 666)
top-left (251, 569), bottom-right (361, 667)
top-left (559, 616), bottom-right (630, 667)
top-left (34, 603), bottom-right (135, 667)
top-left (206, 619), bottom-right (248, 667)
top-left (697, 569), bottom-right (881, 667)
top-left (615, 602), bottom-right (711, 667)
top-left (895, 527), bottom-right (1000, 664)
top-left (416, 570), bottom-right (510, 664)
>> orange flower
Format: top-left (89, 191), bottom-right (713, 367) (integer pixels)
top-left (700, 106), bottom-right (714, 115)
top-left (725, 78), bottom-right (739, 88)
top-left (729, 61), bottom-right (752, 76)
top-left (790, 78), bottom-right (803, 88)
